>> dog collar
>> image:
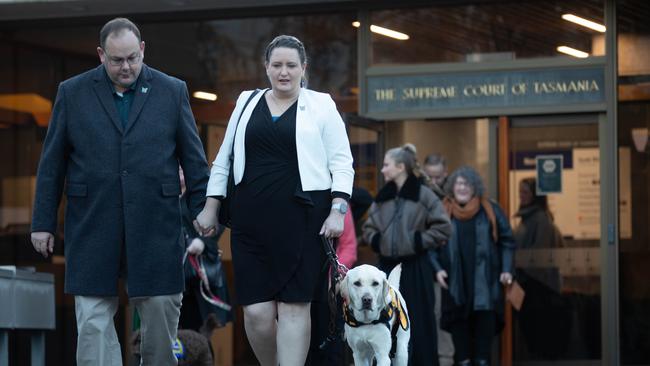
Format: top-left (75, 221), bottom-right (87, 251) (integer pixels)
top-left (343, 288), bottom-right (409, 331)
top-left (172, 337), bottom-right (186, 360)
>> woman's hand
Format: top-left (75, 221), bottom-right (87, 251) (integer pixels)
top-left (194, 197), bottom-right (220, 236)
top-left (500, 272), bottom-right (513, 286)
top-left (187, 238), bottom-right (205, 255)
top-left (320, 211), bottom-right (345, 238)
top-left (436, 270), bottom-right (449, 289)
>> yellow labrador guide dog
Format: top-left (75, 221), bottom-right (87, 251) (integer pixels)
top-left (339, 264), bottom-right (410, 366)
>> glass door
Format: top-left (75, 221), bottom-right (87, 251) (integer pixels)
top-left (508, 115), bottom-right (602, 366)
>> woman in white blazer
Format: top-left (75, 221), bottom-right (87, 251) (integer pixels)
top-left (196, 35), bottom-right (354, 366)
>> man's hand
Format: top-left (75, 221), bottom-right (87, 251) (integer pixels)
top-left (436, 270), bottom-right (449, 289)
top-left (31, 232), bottom-right (54, 258)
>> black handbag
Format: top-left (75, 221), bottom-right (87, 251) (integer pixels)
top-left (183, 240), bottom-right (233, 326)
top-left (218, 89), bottom-right (261, 227)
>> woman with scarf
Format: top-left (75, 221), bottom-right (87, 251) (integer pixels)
top-left (362, 143), bottom-right (452, 366)
top-left (429, 166), bottom-right (516, 366)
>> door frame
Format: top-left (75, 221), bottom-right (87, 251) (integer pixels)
top-left (498, 112), bottom-right (609, 366)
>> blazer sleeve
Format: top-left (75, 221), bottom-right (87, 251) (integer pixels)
top-left (176, 81), bottom-right (210, 219)
top-left (320, 94), bottom-right (354, 196)
top-left (31, 83), bottom-right (68, 233)
top-left (206, 90), bottom-right (253, 197)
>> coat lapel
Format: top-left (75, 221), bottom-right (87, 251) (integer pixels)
top-left (124, 65), bottom-right (153, 135)
top-left (92, 65), bottom-right (124, 134)
top-left (295, 88), bottom-right (307, 140)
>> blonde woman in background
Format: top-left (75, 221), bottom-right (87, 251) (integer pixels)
top-left (363, 143), bottom-right (451, 366)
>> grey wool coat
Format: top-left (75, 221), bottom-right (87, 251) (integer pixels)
top-left (31, 64), bottom-right (209, 297)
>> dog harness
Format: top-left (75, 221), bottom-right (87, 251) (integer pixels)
top-left (172, 337), bottom-right (186, 360)
top-left (343, 287), bottom-right (410, 358)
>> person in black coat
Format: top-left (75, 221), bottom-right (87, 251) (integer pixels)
top-left (363, 144), bottom-right (452, 366)
top-left (429, 166), bottom-right (516, 366)
top-left (30, 18), bottom-right (208, 365)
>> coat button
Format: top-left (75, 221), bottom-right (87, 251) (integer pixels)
top-left (121, 170), bottom-right (128, 176)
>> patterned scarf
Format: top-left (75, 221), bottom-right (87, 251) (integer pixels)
top-left (443, 195), bottom-right (498, 242)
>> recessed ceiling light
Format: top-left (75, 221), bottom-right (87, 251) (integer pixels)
top-left (193, 91), bottom-right (217, 101)
top-left (562, 14), bottom-right (606, 33)
top-left (557, 45), bottom-right (589, 58)
top-left (352, 21), bottom-right (409, 41)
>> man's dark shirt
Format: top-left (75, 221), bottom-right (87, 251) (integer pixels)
top-left (105, 69), bottom-right (137, 128)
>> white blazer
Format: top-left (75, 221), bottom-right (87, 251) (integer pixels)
top-left (207, 88), bottom-right (354, 197)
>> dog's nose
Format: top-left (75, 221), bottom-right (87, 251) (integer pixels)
top-left (361, 296), bottom-right (372, 309)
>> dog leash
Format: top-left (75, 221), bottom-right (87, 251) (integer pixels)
top-left (319, 236), bottom-right (348, 350)
top-left (184, 251), bottom-right (232, 312)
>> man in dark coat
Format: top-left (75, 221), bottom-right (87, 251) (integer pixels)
top-left (423, 153), bottom-right (454, 366)
top-left (30, 18), bottom-right (208, 365)
top-left (424, 153), bottom-right (449, 200)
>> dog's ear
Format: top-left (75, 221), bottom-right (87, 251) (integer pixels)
top-left (339, 274), bottom-right (350, 304)
top-left (383, 277), bottom-right (392, 308)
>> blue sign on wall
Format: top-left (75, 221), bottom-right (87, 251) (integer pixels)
top-left (366, 67), bottom-right (605, 116)
top-left (536, 155), bottom-right (564, 194)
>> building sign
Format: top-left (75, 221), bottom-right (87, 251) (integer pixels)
top-left (365, 67), bottom-right (605, 117)
top-left (536, 155), bottom-right (564, 194)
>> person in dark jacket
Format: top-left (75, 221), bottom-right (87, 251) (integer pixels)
top-left (363, 143), bottom-right (452, 366)
top-left (514, 177), bottom-right (564, 249)
top-left (424, 153), bottom-right (449, 200)
top-left (29, 18), bottom-right (208, 365)
top-left (423, 152), bottom-right (454, 366)
top-left (513, 177), bottom-right (569, 358)
top-left (429, 166), bottom-right (516, 366)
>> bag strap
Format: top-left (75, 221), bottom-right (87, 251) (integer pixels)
top-left (229, 88), bottom-right (262, 161)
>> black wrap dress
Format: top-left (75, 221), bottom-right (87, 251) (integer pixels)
top-left (229, 94), bottom-right (330, 305)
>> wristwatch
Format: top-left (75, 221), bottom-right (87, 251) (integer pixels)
top-left (331, 202), bottom-right (348, 215)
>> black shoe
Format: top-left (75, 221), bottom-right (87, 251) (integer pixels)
top-left (474, 360), bottom-right (489, 366)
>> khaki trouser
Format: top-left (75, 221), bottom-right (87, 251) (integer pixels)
top-left (75, 293), bottom-right (182, 366)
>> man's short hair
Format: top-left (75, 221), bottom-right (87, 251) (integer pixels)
top-left (100, 18), bottom-right (141, 49)
top-left (424, 153), bottom-right (447, 168)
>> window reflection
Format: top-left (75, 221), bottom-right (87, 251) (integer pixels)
top-left (370, 1), bottom-right (604, 65)
top-left (617, 3), bottom-right (650, 365)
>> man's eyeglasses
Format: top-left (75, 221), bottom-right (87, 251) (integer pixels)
top-left (104, 51), bottom-right (141, 67)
